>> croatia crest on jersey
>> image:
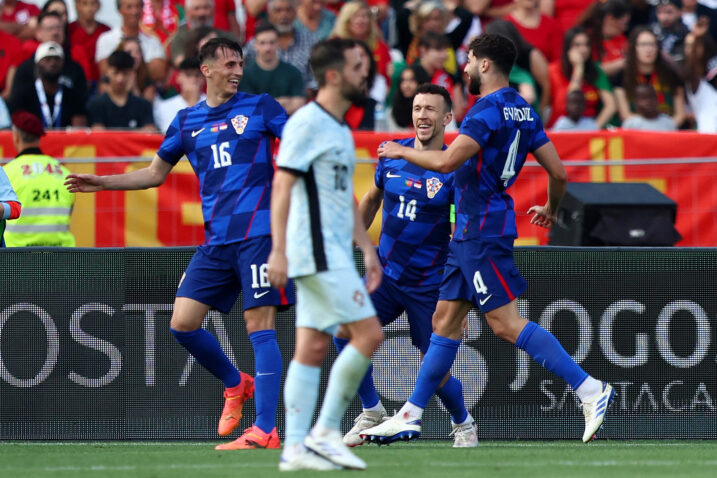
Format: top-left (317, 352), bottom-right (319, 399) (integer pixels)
top-left (426, 177), bottom-right (443, 199)
top-left (231, 115), bottom-right (249, 135)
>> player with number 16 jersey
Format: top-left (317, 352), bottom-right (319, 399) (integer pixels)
top-left (66, 38), bottom-right (294, 451)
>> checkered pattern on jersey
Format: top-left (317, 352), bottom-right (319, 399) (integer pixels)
top-left (454, 87), bottom-right (550, 241)
top-left (158, 93), bottom-right (287, 245)
top-left (376, 138), bottom-right (454, 287)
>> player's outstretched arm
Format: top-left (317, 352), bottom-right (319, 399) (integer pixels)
top-left (267, 169), bottom-right (297, 290)
top-left (353, 202), bottom-right (382, 293)
top-left (65, 154), bottom-right (173, 193)
top-left (377, 134), bottom-right (480, 173)
top-left (357, 182), bottom-right (383, 231)
top-left (528, 141), bottom-right (568, 228)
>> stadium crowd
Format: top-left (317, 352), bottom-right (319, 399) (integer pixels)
top-left (2, 0), bottom-right (717, 133)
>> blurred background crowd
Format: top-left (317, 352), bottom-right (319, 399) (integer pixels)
top-left (2, 0), bottom-right (717, 133)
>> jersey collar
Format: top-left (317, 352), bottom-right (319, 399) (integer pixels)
top-left (16, 147), bottom-right (43, 158)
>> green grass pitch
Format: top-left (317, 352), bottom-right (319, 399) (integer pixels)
top-left (2, 441), bottom-right (716, 477)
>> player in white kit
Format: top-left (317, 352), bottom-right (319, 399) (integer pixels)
top-left (267, 38), bottom-right (384, 471)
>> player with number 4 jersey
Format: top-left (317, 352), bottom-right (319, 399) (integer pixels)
top-left (363, 34), bottom-right (614, 446)
top-left (66, 38), bottom-right (293, 450)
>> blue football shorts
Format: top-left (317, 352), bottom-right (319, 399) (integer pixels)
top-left (176, 235), bottom-right (295, 313)
top-left (439, 237), bottom-right (527, 313)
top-left (369, 274), bottom-right (438, 354)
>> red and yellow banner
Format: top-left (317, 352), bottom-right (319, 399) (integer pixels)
top-left (1, 130), bottom-right (716, 247)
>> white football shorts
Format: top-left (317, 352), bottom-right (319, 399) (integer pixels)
top-left (294, 267), bottom-right (376, 335)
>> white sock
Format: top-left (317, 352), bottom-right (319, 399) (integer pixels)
top-left (284, 360), bottom-right (320, 447)
top-left (363, 401), bottom-right (385, 413)
top-left (315, 344), bottom-right (371, 430)
top-left (575, 376), bottom-right (603, 402)
top-left (452, 413), bottom-right (473, 426)
top-left (398, 401), bottom-right (424, 421)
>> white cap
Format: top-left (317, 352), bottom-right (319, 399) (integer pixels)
top-left (35, 41), bottom-right (65, 64)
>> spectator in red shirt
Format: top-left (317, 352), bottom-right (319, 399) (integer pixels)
top-left (0, 0), bottom-right (40, 40)
top-left (547, 26), bottom-right (617, 128)
top-left (330, 1), bottom-right (390, 82)
top-left (68, 0), bottom-right (111, 83)
top-left (507, 0), bottom-right (563, 63)
top-left (0, 31), bottom-right (22, 99)
top-left (579, 0), bottom-right (631, 80)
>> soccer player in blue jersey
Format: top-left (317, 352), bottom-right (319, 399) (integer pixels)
top-left (334, 83), bottom-right (476, 448)
top-left (363, 33), bottom-right (615, 444)
top-left (268, 38), bottom-right (384, 471)
top-left (65, 38), bottom-right (293, 450)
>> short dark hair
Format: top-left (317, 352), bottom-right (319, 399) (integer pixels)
top-left (38, 10), bottom-right (62, 25)
top-left (413, 83), bottom-right (452, 112)
top-left (467, 33), bottom-right (517, 77)
top-left (254, 21), bottom-right (279, 38)
top-left (199, 37), bottom-right (243, 65)
top-left (418, 31), bottom-right (450, 51)
top-left (310, 38), bottom-right (357, 88)
top-left (178, 57), bottom-right (201, 71)
top-left (107, 50), bottom-right (135, 70)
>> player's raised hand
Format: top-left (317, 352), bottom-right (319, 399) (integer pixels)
top-left (362, 246), bottom-right (383, 294)
top-left (527, 205), bottom-right (557, 229)
top-left (377, 141), bottom-right (405, 159)
top-left (65, 173), bottom-right (105, 193)
top-left (267, 250), bottom-right (288, 289)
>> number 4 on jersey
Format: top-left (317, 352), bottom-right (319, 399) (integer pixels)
top-left (501, 130), bottom-right (520, 187)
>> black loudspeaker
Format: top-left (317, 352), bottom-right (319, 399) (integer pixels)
top-left (548, 183), bottom-right (681, 246)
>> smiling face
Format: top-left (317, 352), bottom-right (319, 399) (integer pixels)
top-left (412, 92), bottom-right (450, 144)
top-left (203, 47), bottom-right (244, 99)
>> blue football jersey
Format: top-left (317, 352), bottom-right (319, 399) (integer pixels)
top-left (376, 137), bottom-right (453, 287)
top-left (454, 87), bottom-right (549, 241)
top-left (158, 93), bottom-right (287, 245)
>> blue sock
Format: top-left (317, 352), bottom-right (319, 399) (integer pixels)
top-left (516, 321), bottom-right (588, 389)
top-left (284, 360), bottom-right (320, 447)
top-left (170, 327), bottom-right (240, 388)
top-left (436, 375), bottom-right (468, 424)
top-left (333, 337), bottom-right (380, 409)
top-left (250, 330), bottom-right (282, 433)
top-left (408, 334), bottom-right (460, 408)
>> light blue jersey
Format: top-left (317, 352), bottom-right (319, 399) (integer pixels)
top-left (276, 102), bottom-right (357, 278)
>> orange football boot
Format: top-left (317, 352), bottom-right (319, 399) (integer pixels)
top-left (217, 371), bottom-right (255, 436)
top-left (215, 425), bottom-right (280, 450)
